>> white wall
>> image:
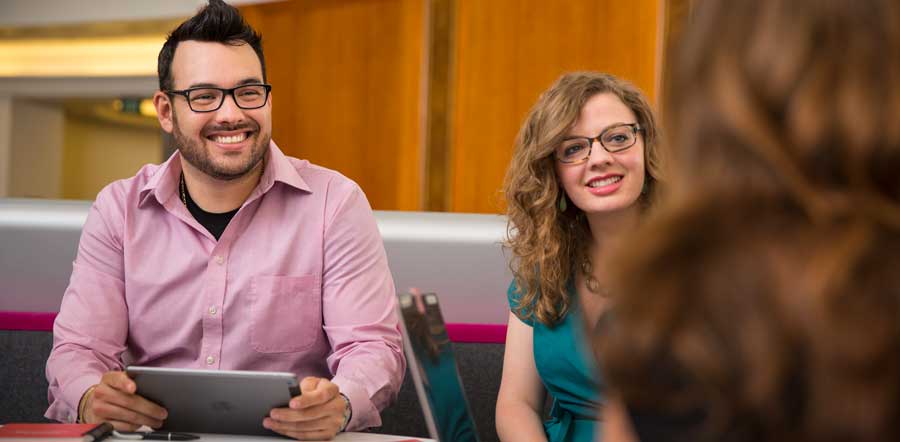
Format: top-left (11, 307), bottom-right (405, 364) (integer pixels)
top-left (61, 115), bottom-right (162, 200)
top-left (0, 98), bottom-right (11, 196)
top-left (0, 0), bottom-right (277, 27)
top-left (8, 99), bottom-right (65, 198)
top-left (0, 0), bottom-right (276, 198)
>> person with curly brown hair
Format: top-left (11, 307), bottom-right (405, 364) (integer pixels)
top-left (596, 0), bottom-right (900, 441)
top-left (496, 71), bottom-right (663, 442)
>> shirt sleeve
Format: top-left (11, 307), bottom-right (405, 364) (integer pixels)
top-left (45, 188), bottom-right (130, 422)
top-left (507, 278), bottom-right (535, 327)
top-left (320, 183), bottom-right (406, 431)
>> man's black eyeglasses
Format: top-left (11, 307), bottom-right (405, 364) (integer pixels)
top-left (165, 84), bottom-right (272, 113)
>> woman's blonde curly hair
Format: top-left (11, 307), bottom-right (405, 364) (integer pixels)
top-left (503, 71), bottom-right (663, 326)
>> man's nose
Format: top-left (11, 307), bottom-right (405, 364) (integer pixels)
top-left (214, 93), bottom-right (245, 123)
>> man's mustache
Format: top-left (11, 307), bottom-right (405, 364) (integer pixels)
top-left (202, 122), bottom-right (259, 135)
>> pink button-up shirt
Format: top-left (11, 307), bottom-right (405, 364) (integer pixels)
top-left (45, 142), bottom-right (405, 431)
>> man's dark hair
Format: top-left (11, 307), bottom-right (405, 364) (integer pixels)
top-left (158, 0), bottom-right (265, 91)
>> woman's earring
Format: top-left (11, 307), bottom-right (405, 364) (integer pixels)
top-left (559, 194), bottom-right (567, 212)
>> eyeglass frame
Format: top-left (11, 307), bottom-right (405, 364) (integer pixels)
top-left (555, 123), bottom-right (644, 164)
top-left (164, 83), bottom-right (273, 113)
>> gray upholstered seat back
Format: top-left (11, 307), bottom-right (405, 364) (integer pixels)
top-left (0, 199), bottom-right (510, 440)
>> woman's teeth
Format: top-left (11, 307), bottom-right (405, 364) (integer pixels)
top-left (588, 176), bottom-right (622, 187)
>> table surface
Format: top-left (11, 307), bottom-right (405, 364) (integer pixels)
top-left (173, 432), bottom-right (432, 442)
top-left (0, 429), bottom-right (433, 442)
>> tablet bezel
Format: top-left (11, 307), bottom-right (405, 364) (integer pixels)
top-left (125, 366), bottom-right (300, 436)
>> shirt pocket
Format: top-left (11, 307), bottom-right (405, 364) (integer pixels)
top-left (249, 274), bottom-right (322, 353)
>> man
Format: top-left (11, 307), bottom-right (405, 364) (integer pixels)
top-left (44, 1), bottom-right (404, 440)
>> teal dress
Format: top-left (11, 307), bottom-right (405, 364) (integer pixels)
top-left (508, 279), bottom-right (603, 442)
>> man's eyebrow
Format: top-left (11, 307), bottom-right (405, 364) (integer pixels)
top-left (236, 78), bottom-right (264, 86)
top-left (183, 78), bottom-right (264, 89)
top-left (184, 82), bottom-right (218, 89)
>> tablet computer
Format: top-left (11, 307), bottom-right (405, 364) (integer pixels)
top-left (396, 292), bottom-right (480, 442)
top-left (125, 366), bottom-right (300, 436)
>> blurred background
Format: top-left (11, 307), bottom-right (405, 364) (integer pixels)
top-left (0, 0), bottom-right (689, 213)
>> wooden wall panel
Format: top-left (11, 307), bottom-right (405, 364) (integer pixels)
top-left (448, 0), bottom-right (660, 213)
top-left (241, 0), bottom-right (426, 211)
top-left (240, 0), bottom-right (664, 214)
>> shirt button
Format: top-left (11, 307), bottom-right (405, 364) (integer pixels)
top-left (206, 356), bottom-right (215, 365)
top-left (209, 306), bottom-right (217, 316)
top-left (214, 255), bottom-right (224, 265)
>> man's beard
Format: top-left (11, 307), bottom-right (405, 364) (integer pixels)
top-left (172, 111), bottom-right (270, 181)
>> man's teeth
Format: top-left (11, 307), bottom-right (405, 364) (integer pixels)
top-left (213, 133), bottom-right (248, 144)
top-left (588, 176), bottom-right (622, 187)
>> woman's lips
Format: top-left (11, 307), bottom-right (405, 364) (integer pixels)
top-left (585, 175), bottom-right (623, 196)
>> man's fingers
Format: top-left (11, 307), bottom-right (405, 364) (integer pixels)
top-left (266, 414), bottom-right (331, 429)
top-left (295, 377), bottom-right (338, 408)
top-left (266, 394), bottom-right (345, 441)
top-left (270, 407), bottom-right (313, 423)
top-left (295, 390), bottom-right (327, 408)
top-left (264, 416), bottom-right (339, 441)
top-left (93, 384), bottom-right (167, 421)
top-left (269, 377), bottom-right (344, 440)
top-left (270, 400), bottom-right (340, 423)
top-left (123, 393), bottom-right (168, 421)
top-left (299, 377), bottom-right (320, 394)
top-left (91, 399), bottom-right (164, 429)
top-left (91, 384), bottom-right (127, 408)
top-left (90, 371), bottom-right (167, 429)
top-left (101, 371), bottom-right (136, 394)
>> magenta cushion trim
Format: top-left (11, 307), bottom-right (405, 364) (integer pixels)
top-left (0, 311), bottom-right (57, 331)
top-left (445, 323), bottom-right (507, 344)
top-left (0, 311), bottom-right (507, 344)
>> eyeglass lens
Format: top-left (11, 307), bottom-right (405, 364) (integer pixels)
top-left (187, 85), bottom-right (268, 112)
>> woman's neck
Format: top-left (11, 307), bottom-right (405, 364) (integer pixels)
top-left (585, 205), bottom-right (640, 266)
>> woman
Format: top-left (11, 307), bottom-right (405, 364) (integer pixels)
top-left (597, 0), bottom-right (900, 441)
top-left (496, 72), bottom-right (662, 441)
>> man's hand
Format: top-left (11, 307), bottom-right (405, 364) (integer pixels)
top-left (81, 371), bottom-right (168, 431)
top-left (264, 377), bottom-right (348, 440)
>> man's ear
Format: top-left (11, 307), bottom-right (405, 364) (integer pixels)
top-left (153, 91), bottom-right (174, 133)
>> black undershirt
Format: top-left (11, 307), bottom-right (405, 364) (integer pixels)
top-left (183, 182), bottom-right (238, 240)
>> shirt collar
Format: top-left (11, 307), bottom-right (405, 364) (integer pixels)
top-left (258, 140), bottom-right (311, 194)
top-left (138, 140), bottom-right (310, 209)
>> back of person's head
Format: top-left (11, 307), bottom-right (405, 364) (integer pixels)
top-left (667, 0), bottom-right (900, 213)
top-left (503, 71), bottom-right (662, 325)
top-left (597, 0), bottom-right (900, 441)
top-left (158, 0), bottom-right (265, 91)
